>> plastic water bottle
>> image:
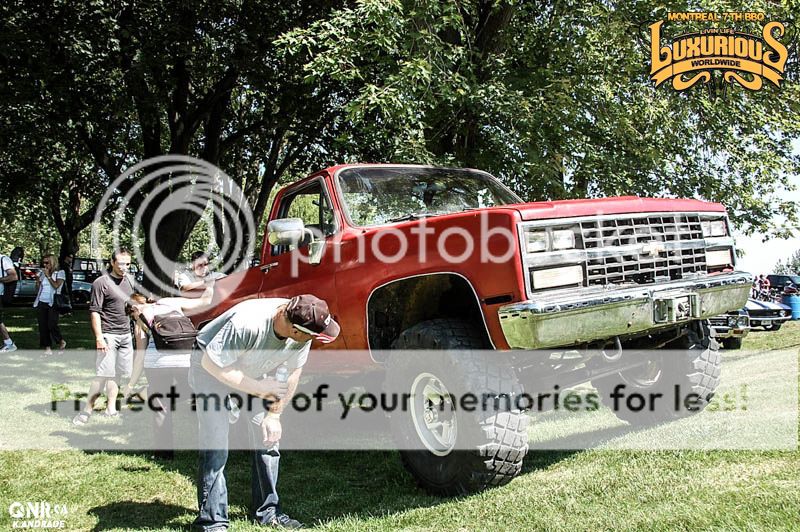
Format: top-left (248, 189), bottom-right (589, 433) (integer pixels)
top-left (275, 363), bottom-right (289, 383)
top-left (227, 394), bottom-right (240, 424)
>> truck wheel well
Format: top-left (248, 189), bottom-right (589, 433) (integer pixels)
top-left (367, 274), bottom-right (489, 357)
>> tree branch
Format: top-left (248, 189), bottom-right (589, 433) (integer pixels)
top-left (169, 56), bottom-right (191, 148)
top-left (220, 117), bottom-right (270, 154)
top-left (76, 125), bottom-right (122, 179)
top-left (118, 4), bottom-right (162, 158)
top-left (50, 185), bottom-right (66, 237)
top-left (186, 65), bottom-right (239, 136)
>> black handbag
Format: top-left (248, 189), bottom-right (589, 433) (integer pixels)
top-left (54, 292), bottom-right (72, 313)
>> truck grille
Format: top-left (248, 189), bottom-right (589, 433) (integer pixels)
top-left (581, 214), bottom-right (703, 248)
top-left (708, 316), bottom-right (728, 327)
top-left (581, 214), bottom-right (707, 286)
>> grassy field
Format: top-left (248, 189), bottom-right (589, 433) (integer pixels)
top-left (0, 307), bottom-right (798, 531)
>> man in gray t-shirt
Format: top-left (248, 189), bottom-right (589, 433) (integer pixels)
top-left (190, 294), bottom-right (340, 531)
top-left (73, 250), bottom-right (135, 425)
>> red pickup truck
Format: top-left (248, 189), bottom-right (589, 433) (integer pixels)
top-left (194, 164), bottom-right (752, 495)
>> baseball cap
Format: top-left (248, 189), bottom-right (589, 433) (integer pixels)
top-left (285, 294), bottom-right (341, 344)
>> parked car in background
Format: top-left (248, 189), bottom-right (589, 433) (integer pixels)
top-left (13, 266), bottom-right (40, 300)
top-left (12, 267), bottom-right (92, 308)
top-left (745, 298), bottom-right (791, 330)
top-left (71, 280), bottom-right (92, 306)
top-left (128, 263), bottom-right (143, 283)
top-left (71, 257), bottom-right (104, 283)
top-left (709, 309), bottom-right (750, 349)
top-left (766, 274), bottom-right (800, 293)
top-left (71, 257), bottom-right (142, 291)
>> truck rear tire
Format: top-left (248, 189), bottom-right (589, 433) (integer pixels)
top-left (387, 319), bottom-right (528, 496)
top-left (593, 321), bottom-right (721, 426)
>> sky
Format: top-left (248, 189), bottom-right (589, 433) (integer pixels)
top-left (733, 172), bottom-right (800, 275)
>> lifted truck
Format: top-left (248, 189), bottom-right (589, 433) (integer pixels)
top-left (195, 164), bottom-right (751, 495)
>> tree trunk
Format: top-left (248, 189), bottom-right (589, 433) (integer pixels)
top-left (51, 179), bottom-right (88, 261)
top-left (140, 204), bottom-right (201, 296)
top-left (58, 234), bottom-right (80, 261)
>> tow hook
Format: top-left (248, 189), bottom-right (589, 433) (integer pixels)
top-left (601, 337), bottom-right (623, 362)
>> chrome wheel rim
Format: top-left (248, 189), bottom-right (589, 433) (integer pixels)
top-left (410, 372), bottom-right (457, 456)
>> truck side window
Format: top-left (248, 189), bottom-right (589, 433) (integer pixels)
top-left (274, 181), bottom-right (336, 255)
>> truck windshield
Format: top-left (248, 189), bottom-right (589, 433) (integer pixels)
top-left (337, 167), bottom-right (521, 227)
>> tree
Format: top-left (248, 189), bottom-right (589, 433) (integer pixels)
top-left (774, 249), bottom-right (800, 274)
top-left (0, 0), bottom-right (348, 293)
top-left (279, 0), bottom-right (800, 237)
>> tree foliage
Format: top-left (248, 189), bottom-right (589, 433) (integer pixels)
top-left (1, 0), bottom-right (799, 282)
top-left (774, 248), bottom-right (800, 274)
top-left (280, 0), bottom-right (800, 236)
top-left (0, 0), bottom-right (348, 291)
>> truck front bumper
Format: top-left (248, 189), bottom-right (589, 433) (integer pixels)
top-left (750, 315), bottom-right (791, 328)
top-left (498, 272), bottom-right (753, 349)
top-left (708, 312), bottom-right (750, 340)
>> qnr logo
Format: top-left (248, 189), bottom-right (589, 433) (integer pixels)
top-left (8, 502), bottom-right (67, 529)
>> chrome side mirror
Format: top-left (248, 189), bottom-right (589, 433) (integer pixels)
top-left (268, 218), bottom-right (305, 246)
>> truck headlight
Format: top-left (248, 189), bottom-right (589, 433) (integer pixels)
top-left (551, 229), bottom-right (576, 250)
top-left (701, 219), bottom-right (728, 237)
top-left (524, 226), bottom-right (579, 253)
top-left (737, 315), bottom-right (749, 327)
top-left (526, 231), bottom-right (548, 253)
top-left (727, 315), bottom-right (738, 327)
top-left (706, 248), bottom-right (733, 267)
top-left (531, 265), bottom-right (583, 290)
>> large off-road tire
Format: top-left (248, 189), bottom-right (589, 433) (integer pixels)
top-left (386, 319), bottom-right (529, 496)
top-left (593, 321), bottom-right (721, 426)
top-left (722, 336), bottom-right (743, 350)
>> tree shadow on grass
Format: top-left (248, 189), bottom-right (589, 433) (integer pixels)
top-left (88, 501), bottom-right (191, 531)
top-left (75, 431), bottom-right (601, 530)
top-left (123, 448), bottom-right (451, 527)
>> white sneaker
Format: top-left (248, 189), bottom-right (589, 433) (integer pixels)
top-left (0, 343), bottom-right (17, 353)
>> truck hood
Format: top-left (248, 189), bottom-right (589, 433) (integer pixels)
top-left (508, 196), bottom-right (726, 221)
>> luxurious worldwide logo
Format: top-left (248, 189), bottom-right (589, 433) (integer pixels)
top-left (648, 12), bottom-right (791, 92)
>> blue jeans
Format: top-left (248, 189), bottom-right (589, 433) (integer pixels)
top-left (190, 350), bottom-right (282, 531)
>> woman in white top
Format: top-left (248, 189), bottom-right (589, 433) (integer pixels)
top-left (124, 288), bottom-right (212, 459)
top-left (34, 254), bottom-right (66, 356)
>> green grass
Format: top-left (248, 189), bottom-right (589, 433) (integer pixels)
top-left (3, 305), bottom-right (98, 351)
top-left (0, 308), bottom-right (797, 531)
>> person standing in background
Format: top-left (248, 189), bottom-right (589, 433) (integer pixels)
top-left (0, 251), bottom-right (19, 352)
top-left (176, 251), bottom-right (226, 293)
top-left (34, 254), bottom-right (66, 356)
top-left (72, 249), bottom-right (135, 425)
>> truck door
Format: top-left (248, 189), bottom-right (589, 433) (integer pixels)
top-left (259, 177), bottom-right (342, 347)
